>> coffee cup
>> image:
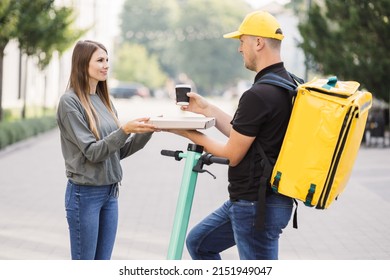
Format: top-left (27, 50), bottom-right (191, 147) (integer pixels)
top-left (175, 84), bottom-right (191, 106)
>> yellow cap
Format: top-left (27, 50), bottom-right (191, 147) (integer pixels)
top-left (223, 11), bottom-right (284, 40)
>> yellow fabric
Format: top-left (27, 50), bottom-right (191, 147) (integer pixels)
top-left (271, 78), bottom-right (372, 208)
top-left (223, 11), bottom-right (284, 40)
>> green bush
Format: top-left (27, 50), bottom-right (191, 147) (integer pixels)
top-left (0, 116), bottom-right (57, 150)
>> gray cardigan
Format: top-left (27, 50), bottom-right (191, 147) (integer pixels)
top-left (56, 90), bottom-right (152, 186)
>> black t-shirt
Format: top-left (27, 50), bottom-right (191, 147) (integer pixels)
top-left (228, 62), bottom-right (294, 201)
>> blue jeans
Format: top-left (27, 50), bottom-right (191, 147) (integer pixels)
top-left (65, 180), bottom-right (119, 260)
top-left (186, 194), bottom-right (293, 260)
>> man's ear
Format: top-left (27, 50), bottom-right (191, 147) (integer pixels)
top-left (255, 37), bottom-right (265, 50)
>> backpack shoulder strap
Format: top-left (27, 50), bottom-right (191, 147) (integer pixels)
top-left (254, 140), bottom-right (298, 230)
top-left (254, 72), bottom-right (302, 105)
top-left (289, 72), bottom-right (305, 85)
top-left (254, 141), bottom-right (274, 231)
top-left (253, 72), bottom-right (302, 230)
top-left (254, 72), bottom-right (300, 92)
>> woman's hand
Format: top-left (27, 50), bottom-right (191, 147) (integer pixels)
top-left (121, 117), bottom-right (158, 134)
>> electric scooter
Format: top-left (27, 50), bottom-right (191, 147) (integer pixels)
top-left (161, 143), bottom-right (229, 260)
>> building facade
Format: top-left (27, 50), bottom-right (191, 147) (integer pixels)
top-left (1, 0), bottom-right (123, 112)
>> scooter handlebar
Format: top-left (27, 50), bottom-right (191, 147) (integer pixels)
top-left (210, 156), bottom-right (230, 165)
top-left (161, 150), bottom-right (177, 157)
top-left (161, 149), bottom-right (183, 161)
top-left (202, 153), bottom-right (230, 165)
top-left (161, 150), bottom-right (229, 165)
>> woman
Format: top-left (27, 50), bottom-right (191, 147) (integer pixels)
top-left (56, 40), bottom-right (157, 260)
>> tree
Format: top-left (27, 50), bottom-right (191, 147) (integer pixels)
top-left (0, 0), bottom-right (83, 121)
top-left (16, 0), bottom-right (84, 118)
top-left (32, 4), bottom-right (85, 112)
top-left (298, 0), bottom-right (390, 101)
top-left (34, 5), bottom-right (85, 70)
top-left (174, 0), bottom-right (250, 94)
top-left (120, 0), bottom-right (179, 76)
top-left (0, 0), bottom-right (18, 122)
top-left (119, 0), bottom-right (251, 95)
top-left (113, 43), bottom-right (167, 88)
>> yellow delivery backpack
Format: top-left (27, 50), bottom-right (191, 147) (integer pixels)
top-left (254, 74), bottom-right (372, 229)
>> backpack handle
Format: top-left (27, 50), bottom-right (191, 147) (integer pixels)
top-left (322, 76), bottom-right (338, 90)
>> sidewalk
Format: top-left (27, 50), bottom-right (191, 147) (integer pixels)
top-left (0, 122), bottom-right (390, 260)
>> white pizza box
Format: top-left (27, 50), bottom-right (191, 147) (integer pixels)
top-left (147, 116), bottom-right (215, 129)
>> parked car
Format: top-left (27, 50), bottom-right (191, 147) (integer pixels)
top-left (110, 83), bottom-right (150, 99)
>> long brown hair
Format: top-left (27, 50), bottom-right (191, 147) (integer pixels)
top-left (67, 40), bottom-right (119, 139)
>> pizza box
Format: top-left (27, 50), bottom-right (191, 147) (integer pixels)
top-left (147, 116), bottom-right (215, 129)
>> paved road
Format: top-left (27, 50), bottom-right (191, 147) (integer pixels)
top-left (0, 98), bottom-right (389, 260)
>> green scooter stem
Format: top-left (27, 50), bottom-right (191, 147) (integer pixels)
top-left (167, 144), bottom-right (203, 260)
